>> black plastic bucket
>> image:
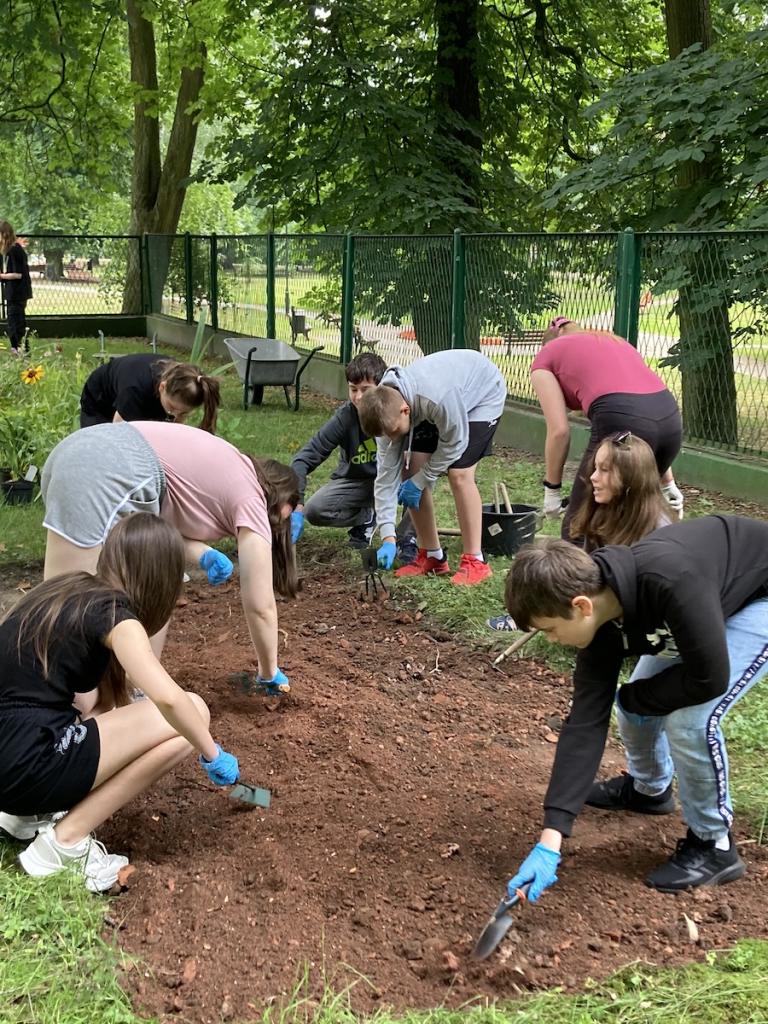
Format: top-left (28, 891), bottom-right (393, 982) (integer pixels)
top-left (481, 503), bottom-right (541, 558)
top-left (1, 479), bottom-right (35, 506)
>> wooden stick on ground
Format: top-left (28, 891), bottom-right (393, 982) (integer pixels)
top-left (493, 628), bottom-right (540, 666)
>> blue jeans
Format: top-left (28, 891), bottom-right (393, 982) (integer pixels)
top-left (617, 597), bottom-right (768, 841)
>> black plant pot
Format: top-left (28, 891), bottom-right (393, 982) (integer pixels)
top-left (0, 467), bottom-right (12, 483)
top-left (1, 479), bottom-right (35, 505)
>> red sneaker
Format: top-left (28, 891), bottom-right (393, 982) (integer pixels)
top-left (394, 548), bottom-right (450, 578)
top-left (451, 554), bottom-right (492, 586)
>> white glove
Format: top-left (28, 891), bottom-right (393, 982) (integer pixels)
top-left (543, 485), bottom-right (563, 519)
top-left (661, 480), bottom-right (684, 519)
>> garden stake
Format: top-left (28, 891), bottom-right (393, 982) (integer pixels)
top-left (493, 629), bottom-right (540, 666)
top-left (472, 883), bottom-right (531, 960)
top-left (229, 782), bottom-right (272, 809)
top-left (360, 547), bottom-right (388, 602)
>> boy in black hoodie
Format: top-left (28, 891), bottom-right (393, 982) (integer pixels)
top-left (290, 353), bottom-right (416, 555)
top-left (502, 516), bottom-right (768, 898)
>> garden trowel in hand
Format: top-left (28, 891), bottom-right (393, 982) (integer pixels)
top-left (472, 883), bottom-right (531, 960)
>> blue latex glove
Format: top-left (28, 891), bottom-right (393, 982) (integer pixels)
top-left (377, 540), bottom-right (397, 569)
top-left (507, 843), bottom-right (561, 903)
top-left (199, 549), bottom-right (233, 586)
top-left (397, 478), bottom-right (423, 509)
top-left (255, 668), bottom-right (290, 695)
top-left (290, 510), bottom-right (305, 544)
top-left (199, 744), bottom-right (240, 786)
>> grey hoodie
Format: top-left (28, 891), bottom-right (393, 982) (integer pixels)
top-left (375, 351), bottom-right (506, 539)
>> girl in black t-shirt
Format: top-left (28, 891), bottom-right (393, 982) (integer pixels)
top-left (0, 514), bottom-right (239, 892)
top-left (80, 353), bottom-right (221, 432)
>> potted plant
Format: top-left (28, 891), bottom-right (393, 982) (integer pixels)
top-left (0, 414), bottom-right (37, 505)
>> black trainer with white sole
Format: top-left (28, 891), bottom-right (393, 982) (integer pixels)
top-left (645, 830), bottom-right (746, 892)
top-left (585, 773), bottom-right (675, 815)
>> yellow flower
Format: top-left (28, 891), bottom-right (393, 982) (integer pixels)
top-left (20, 365), bottom-right (45, 385)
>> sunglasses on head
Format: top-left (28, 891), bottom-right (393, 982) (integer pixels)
top-left (611, 431), bottom-right (633, 448)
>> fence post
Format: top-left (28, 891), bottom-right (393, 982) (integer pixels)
top-left (613, 227), bottom-right (642, 346)
top-left (341, 233), bottom-right (355, 364)
top-left (451, 228), bottom-right (466, 348)
top-left (141, 234), bottom-right (151, 314)
top-left (266, 232), bottom-right (276, 338)
top-left (184, 232), bottom-right (194, 325)
top-left (209, 232), bottom-right (219, 331)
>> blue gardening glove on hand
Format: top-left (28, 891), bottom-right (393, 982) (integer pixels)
top-left (507, 842), bottom-right (561, 903)
top-left (397, 478), bottom-right (423, 510)
top-left (255, 668), bottom-right (290, 695)
top-left (199, 549), bottom-right (234, 586)
top-left (290, 510), bottom-right (305, 544)
top-left (377, 541), bottom-right (397, 569)
top-left (199, 744), bottom-right (240, 786)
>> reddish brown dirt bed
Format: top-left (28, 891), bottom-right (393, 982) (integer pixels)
top-left (91, 560), bottom-right (768, 1022)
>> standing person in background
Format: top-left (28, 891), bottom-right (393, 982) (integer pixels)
top-left (0, 515), bottom-right (238, 892)
top-left (358, 349), bottom-right (507, 586)
top-left (532, 316), bottom-right (684, 536)
top-left (41, 421), bottom-right (298, 694)
top-left (0, 221), bottom-right (32, 356)
top-left (80, 353), bottom-right (221, 433)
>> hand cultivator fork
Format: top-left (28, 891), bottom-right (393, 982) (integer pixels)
top-left (361, 547), bottom-right (388, 602)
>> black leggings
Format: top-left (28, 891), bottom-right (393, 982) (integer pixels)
top-left (6, 301), bottom-right (28, 351)
top-left (562, 389), bottom-right (682, 541)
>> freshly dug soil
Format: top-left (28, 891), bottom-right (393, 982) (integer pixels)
top-left (101, 557), bottom-right (768, 1024)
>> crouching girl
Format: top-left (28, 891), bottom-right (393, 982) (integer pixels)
top-left (0, 514), bottom-right (239, 892)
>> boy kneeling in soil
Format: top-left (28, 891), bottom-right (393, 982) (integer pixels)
top-left (503, 516), bottom-right (768, 898)
top-left (0, 514), bottom-right (239, 892)
top-left (358, 349), bottom-right (506, 586)
top-left (290, 353), bottom-right (418, 554)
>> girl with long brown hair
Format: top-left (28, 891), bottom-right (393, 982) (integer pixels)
top-left (0, 220), bottom-right (33, 356)
top-left (0, 514), bottom-right (239, 892)
top-left (41, 421), bottom-right (299, 694)
top-left (80, 352), bottom-right (221, 432)
top-left (532, 316), bottom-right (684, 536)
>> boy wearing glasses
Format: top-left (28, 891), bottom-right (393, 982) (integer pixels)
top-left (501, 516), bottom-right (768, 899)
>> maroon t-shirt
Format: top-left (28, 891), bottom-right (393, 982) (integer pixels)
top-left (531, 332), bottom-right (666, 413)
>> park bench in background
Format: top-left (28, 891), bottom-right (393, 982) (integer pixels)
top-left (502, 329), bottom-right (544, 355)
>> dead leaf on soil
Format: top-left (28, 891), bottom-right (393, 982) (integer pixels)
top-left (181, 959), bottom-right (197, 985)
top-left (683, 912), bottom-right (700, 943)
top-left (117, 864), bottom-right (137, 887)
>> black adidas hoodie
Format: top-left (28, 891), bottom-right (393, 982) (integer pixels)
top-left (544, 515), bottom-right (768, 837)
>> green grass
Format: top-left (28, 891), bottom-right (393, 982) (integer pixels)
top-left (2, 339), bottom-right (768, 1023)
top-left (0, 844), bottom-right (146, 1023)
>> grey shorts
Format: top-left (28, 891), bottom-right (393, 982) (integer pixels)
top-left (41, 423), bottom-right (166, 547)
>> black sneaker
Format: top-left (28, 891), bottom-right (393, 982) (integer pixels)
top-left (396, 536), bottom-right (419, 566)
top-left (348, 510), bottom-right (376, 550)
top-left (646, 829), bottom-right (745, 892)
top-left (585, 773), bottom-right (675, 815)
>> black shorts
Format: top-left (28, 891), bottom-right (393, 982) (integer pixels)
top-left (410, 418), bottom-right (499, 469)
top-left (0, 708), bottom-right (101, 814)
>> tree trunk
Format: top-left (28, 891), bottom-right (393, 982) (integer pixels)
top-left (122, 0), bottom-right (206, 314)
top-left (664, 0), bottom-right (737, 445)
top-left (432, 0), bottom-right (483, 229)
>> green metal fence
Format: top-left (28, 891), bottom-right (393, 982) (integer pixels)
top-left (7, 229), bottom-right (768, 459)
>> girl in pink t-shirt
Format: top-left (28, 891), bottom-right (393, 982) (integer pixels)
top-left (531, 317), bottom-right (683, 541)
top-left (41, 422), bottom-right (299, 695)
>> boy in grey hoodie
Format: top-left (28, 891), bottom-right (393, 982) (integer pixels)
top-left (358, 349), bottom-right (506, 585)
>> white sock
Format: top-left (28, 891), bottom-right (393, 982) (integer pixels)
top-left (427, 547), bottom-right (444, 561)
top-left (471, 552), bottom-right (485, 562)
top-left (714, 834), bottom-right (731, 851)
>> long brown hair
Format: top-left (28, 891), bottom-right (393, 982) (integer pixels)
top-left (569, 432), bottom-right (674, 551)
top-left (156, 360), bottom-right (221, 433)
top-left (249, 457), bottom-right (300, 598)
top-left (4, 515), bottom-right (184, 707)
top-left (0, 220), bottom-right (17, 255)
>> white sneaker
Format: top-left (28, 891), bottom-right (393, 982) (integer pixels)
top-left (0, 811), bottom-right (67, 841)
top-left (18, 823), bottom-right (129, 893)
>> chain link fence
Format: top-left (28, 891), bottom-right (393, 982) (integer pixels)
top-left (7, 229), bottom-right (768, 459)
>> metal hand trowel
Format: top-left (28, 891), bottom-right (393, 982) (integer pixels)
top-left (472, 882), bottom-right (531, 960)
